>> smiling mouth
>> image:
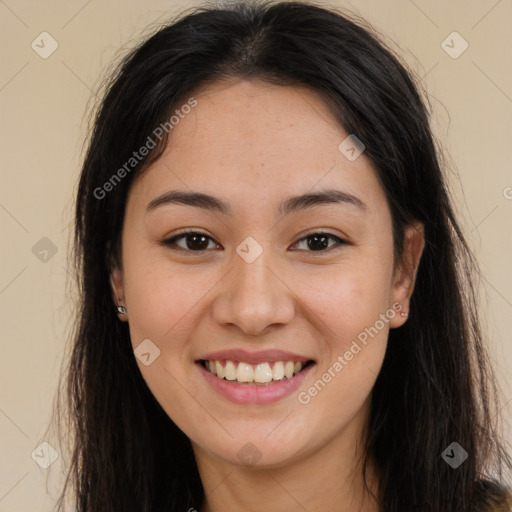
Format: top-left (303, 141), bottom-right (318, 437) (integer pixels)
top-left (198, 359), bottom-right (315, 385)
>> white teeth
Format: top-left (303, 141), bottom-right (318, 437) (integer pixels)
top-left (272, 361), bottom-right (285, 380)
top-left (254, 362), bottom-right (273, 383)
top-left (236, 362), bottom-right (254, 382)
top-left (215, 360), bottom-right (225, 379)
top-left (203, 359), bottom-right (309, 383)
top-left (224, 360), bottom-right (237, 381)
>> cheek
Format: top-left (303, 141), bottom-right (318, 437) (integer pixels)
top-left (121, 254), bottom-right (213, 436)
top-left (122, 246), bottom-right (206, 347)
top-left (292, 267), bottom-right (392, 436)
top-left (291, 254), bottom-right (393, 398)
top-left (295, 336), bottom-right (387, 450)
top-left (293, 254), bottom-right (395, 339)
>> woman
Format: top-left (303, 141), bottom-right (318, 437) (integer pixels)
top-left (52, 1), bottom-right (512, 510)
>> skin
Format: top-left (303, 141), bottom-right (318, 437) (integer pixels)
top-left (111, 78), bottom-right (425, 512)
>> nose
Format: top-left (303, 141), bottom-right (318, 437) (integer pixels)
top-left (211, 247), bottom-right (295, 337)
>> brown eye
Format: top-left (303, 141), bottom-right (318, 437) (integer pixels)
top-left (293, 232), bottom-right (346, 253)
top-left (163, 231), bottom-right (220, 252)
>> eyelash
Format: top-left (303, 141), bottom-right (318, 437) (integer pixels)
top-left (162, 229), bottom-right (347, 255)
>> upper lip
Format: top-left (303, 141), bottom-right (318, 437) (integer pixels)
top-left (197, 349), bottom-right (314, 365)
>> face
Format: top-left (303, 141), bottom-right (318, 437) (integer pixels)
top-left (111, 78), bottom-right (424, 469)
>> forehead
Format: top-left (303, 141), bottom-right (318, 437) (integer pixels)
top-left (128, 78), bottom-right (388, 218)
top-left (169, 78), bottom-right (347, 169)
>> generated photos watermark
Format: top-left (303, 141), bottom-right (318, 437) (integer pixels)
top-left (93, 97), bottom-right (197, 200)
top-left (297, 302), bottom-right (403, 405)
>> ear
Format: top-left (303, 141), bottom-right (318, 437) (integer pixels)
top-left (389, 221), bottom-right (425, 328)
top-left (110, 266), bottom-right (128, 321)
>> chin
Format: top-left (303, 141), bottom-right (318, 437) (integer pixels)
top-left (192, 428), bottom-right (313, 470)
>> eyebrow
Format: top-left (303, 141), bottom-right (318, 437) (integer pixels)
top-left (145, 188), bottom-right (367, 217)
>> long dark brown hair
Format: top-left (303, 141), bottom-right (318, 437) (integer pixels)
top-left (48, 1), bottom-right (511, 510)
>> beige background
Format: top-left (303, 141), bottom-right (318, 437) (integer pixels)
top-left (1, 0), bottom-right (511, 509)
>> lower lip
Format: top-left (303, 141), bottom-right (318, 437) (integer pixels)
top-left (196, 362), bottom-right (315, 405)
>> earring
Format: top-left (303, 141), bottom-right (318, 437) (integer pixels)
top-left (400, 312), bottom-right (408, 317)
top-left (110, 275), bottom-right (127, 317)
